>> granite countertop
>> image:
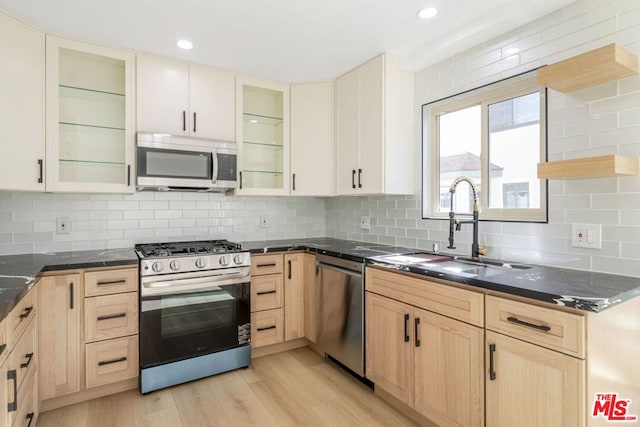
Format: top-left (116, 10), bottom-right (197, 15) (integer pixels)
top-left (242, 238), bottom-right (640, 313)
top-left (0, 248), bottom-right (138, 321)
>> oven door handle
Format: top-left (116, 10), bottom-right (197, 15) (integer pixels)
top-left (141, 272), bottom-right (249, 297)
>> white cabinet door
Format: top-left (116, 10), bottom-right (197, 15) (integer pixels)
top-left (335, 69), bottom-right (359, 195)
top-left (0, 13), bottom-right (45, 192)
top-left (189, 66), bottom-right (235, 141)
top-left (358, 56), bottom-right (384, 194)
top-left (290, 82), bottom-right (333, 196)
top-left (136, 55), bottom-right (189, 135)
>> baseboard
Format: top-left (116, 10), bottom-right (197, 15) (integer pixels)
top-left (40, 377), bottom-right (138, 412)
top-left (375, 387), bottom-right (438, 427)
top-left (251, 338), bottom-right (309, 358)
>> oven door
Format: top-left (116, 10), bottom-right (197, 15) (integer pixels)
top-left (140, 271), bottom-right (250, 368)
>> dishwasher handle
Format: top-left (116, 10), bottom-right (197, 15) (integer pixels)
top-left (316, 261), bottom-right (362, 278)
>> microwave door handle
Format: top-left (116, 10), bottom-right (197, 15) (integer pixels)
top-left (212, 151), bottom-right (219, 183)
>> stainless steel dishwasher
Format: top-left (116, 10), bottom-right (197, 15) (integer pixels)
top-left (315, 254), bottom-right (365, 377)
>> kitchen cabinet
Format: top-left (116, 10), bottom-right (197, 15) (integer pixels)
top-left (45, 36), bottom-right (135, 193)
top-left (250, 254), bottom-right (285, 348)
top-left (136, 55), bottom-right (235, 141)
top-left (335, 54), bottom-right (414, 195)
top-left (284, 253), bottom-right (305, 340)
top-left (290, 82), bottom-right (334, 196)
top-left (366, 268), bottom-right (484, 427)
top-left (38, 273), bottom-right (82, 400)
top-left (236, 77), bottom-right (290, 195)
top-left (0, 12), bottom-right (45, 192)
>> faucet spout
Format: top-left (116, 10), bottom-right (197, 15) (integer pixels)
top-left (447, 176), bottom-right (484, 259)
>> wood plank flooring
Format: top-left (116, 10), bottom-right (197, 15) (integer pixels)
top-left (38, 347), bottom-right (419, 427)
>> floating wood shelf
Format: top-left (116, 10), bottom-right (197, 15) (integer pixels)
top-left (537, 44), bottom-right (639, 92)
top-left (537, 155), bottom-right (639, 179)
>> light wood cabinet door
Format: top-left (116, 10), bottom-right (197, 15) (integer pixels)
top-left (284, 253), bottom-right (305, 341)
top-left (303, 253), bottom-right (318, 343)
top-left (486, 330), bottom-right (585, 427)
top-left (189, 66), bottom-right (235, 141)
top-left (290, 82), bottom-right (334, 196)
top-left (335, 68), bottom-right (359, 195)
top-left (365, 292), bottom-right (413, 405)
top-left (251, 309), bottom-right (284, 348)
top-left (0, 13), bottom-right (45, 192)
top-left (413, 308), bottom-right (484, 427)
top-left (85, 335), bottom-right (138, 388)
top-left (84, 292), bottom-right (138, 343)
top-left (251, 274), bottom-right (283, 312)
top-left (38, 274), bottom-right (82, 399)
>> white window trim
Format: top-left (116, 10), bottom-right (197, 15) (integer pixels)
top-left (423, 73), bottom-right (548, 222)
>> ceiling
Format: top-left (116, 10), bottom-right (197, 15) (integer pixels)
top-left (0, 0), bottom-right (576, 83)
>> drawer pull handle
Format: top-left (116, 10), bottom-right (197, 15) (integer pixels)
top-left (414, 317), bottom-right (421, 347)
top-left (506, 316), bottom-right (551, 332)
top-left (256, 263), bottom-right (277, 268)
top-left (70, 282), bottom-right (74, 310)
top-left (257, 290), bottom-right (277, 296)
top-left (97, 313), bottom-right (127, 321)
top-left (98, 356), bottom-right (127, 366)
top-left (404, 313), bottom-right (410, 343)
top-left (20, 352), bottom-right (34, 369)
top-left (0, 343), bottom-right (6, 356)
top-left (19, 306), bottom-right (33, 320)
top-left (26, 412), bottom-right (34, 427)
top-left (489, 343), bottom-right (496, 381)
top-left (288, 259), bottom-right (292, 279)
top-left (7, 369), bottom-right (17, 412)
top-left (257, 325), bottom-right (277, 332)
top-left (97, 279), bottom-right (127, 286)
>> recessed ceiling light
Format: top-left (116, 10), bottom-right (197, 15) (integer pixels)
top-left (417, 7), bottom-right (438, 19)
top-left (176, 39), bottom-right (193, 50)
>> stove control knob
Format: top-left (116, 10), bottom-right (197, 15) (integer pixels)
top-left (195, 258), bottom-right (207, 269)
top-left (219, 256), bottom-right (230, 266)
top-left (169, 260), bottom-right (181, 271)
top-left (233, 254), bottom-right (244, 265)
top-left (151, 261), bottom-right (164, 273)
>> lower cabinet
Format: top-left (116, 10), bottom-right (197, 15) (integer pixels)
top-left (366, 292), bottom-right (484, 427)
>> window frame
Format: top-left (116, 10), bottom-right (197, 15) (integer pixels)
top-left (422, 72), bottom-right (548, 222)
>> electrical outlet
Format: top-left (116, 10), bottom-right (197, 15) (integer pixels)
top-left (360, 216), bottom-right (370, 230)
top-left (260, 216), bottom-right (269, 228)
top-left (56, 217), bottom-right (71, 234)
top-left (571, 223), bottom-right (601, 249)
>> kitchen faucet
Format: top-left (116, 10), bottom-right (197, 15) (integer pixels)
top-left (447, 176), bottom-right (486, 260)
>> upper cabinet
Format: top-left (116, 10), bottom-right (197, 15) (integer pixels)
top-left (136, 55), bottom-right (235, 141)
top-left (236, 77), bottom-right (290, 196)
top-left (335, 54), bottom-right (414, 195)
top-left (290, 82), bottom-right (334, 196)
top-left (0, 13), bottom-right (45, 192)
top-left (45, 36), bottom-right (135, 193)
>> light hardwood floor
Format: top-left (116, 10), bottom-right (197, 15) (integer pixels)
top-left (38, 347), bottom-right (419, 427)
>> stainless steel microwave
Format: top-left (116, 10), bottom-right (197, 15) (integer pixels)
top-left (136, 132), bottom-right (237, 192)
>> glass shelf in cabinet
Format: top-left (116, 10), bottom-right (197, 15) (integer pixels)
top-left (243, 113), bottom-right (283, 126)
top-left (243, 141), bottom-right (284, 149)
top-left (59, 84), bottom-right (125, 97)
top-left (59, 159), bottom-right (126, 166)
top-left (243, 169), bottom-right (284, 175)
top-left (59, 122), bottom-right (125, 132)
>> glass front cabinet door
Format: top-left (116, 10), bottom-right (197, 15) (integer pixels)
top-left (46, 36), bottom-right (135, 193)
top-left (236, 77), bottom-right (290, 195)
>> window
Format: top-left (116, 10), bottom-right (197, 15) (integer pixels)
top-left (422, 72), bottom-right (547, 222)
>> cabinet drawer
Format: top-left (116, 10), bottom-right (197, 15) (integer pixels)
top-left (366, 267), bottom-right (484, 327)
top-left (85, 293), bottom-right (138, 343)
top-left (85, 268), bottom-right (138, 297)
top-left (8, 286), bottom-right (36, 345)
top-left (251, 309), bottom-right (284, 348)
top-left (251, 274), bottom-right (283, 312)
top-left (9, 364), bottom-right (36, 427)
top-left (251, 254), bottom-right (284, 276)
top-left (86, 335), bottom-right (138, 388)
top-left (8, 315), bottom-right (36, 394)
top-left (486, 296), bottom-right (585, 358)
top-left (0, 315), bottom-right (9, 366)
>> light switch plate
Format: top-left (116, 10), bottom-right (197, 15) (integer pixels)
top-left (571, 223), bottom-right (601, 249)
top-left (360, 216), bottom-right (370, 230)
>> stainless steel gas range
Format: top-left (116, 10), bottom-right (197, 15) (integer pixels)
top-left (135, 240), bottom-right (251, 394)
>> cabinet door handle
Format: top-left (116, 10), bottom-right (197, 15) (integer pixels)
top-left (506, 316), bottom-right (551, 332)
top-left (193, 112), bottom-right (197, 132)
top-left (256, 263), bottom-right (276, 268)
top-left (414, 317), bottom-right (421, 347)
top-left (7, 369), bottom-right (17, 412)
top-left (351, 169), bottom-right (356, 189)
top-left (26, 412), bottom-right (34, 427)
top-left (20, 352), bottom-right (34, 369)
top-left (97, 279), bottom-right (127, 286)
top-left (404, 313), bottom-right (410, 343)
top-left (239, 171), bottom-right (243, 189)
top-left (182, 110), bottom-right (186, 131)
top-left (257, 325), bottom-right (277, 332)
top-left (0, 343), bottom-right (6, 356)
top-left (69, 282), bottom-right (74, 309)
top-left (489, 343), bottom-right (496, 380)
top-left (98, 356), bottom-right (127, 366)
top-left (288, 260), bottom-right (292, 279)
top-left (97, 312), bottom-right (127, 321)
top-left (256, 290), bottom-right (276, 296)
top-left (127, 164), bottom-right (131, 186)
top-left (292, 173), bottom-right (296, 191)
top-left (19, 306), bottom-right (33, 320)
top-left (37, 159), bottom-right (43, 184)
top-left (358, 168), bottom-right (362, 188)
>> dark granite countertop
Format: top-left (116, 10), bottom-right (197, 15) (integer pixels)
top-left (0, 248), bottom-right (137, 321)
top-left (242, 238), bottom-right (640, 313)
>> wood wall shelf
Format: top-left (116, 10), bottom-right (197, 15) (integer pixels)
top-left (537, 155), bottom-right (639, 179)
top-left (537, 44), bottom-right (639, 92)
